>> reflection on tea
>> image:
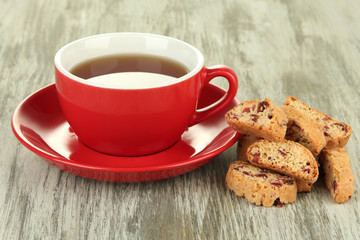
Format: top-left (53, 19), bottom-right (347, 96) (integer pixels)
top-left (86, 72), bottom-right (177, 88)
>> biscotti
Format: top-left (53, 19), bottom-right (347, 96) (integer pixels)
top-left (296, 180), bottom-right (313, 193)
top-left (284, 96), bottom-right (352, 149)
top-left (226, 161), bottom-right (297, 207)
top-left (237, 135), bottom-right (261, 161)
top-left (247, 139), bottom-right (319, 183)
top-left (280, 106), bottom-right (326, 156)
top-left (225, 98), bottom-right (288, 142)
top-left (319, 148), bottom-right (354, 203)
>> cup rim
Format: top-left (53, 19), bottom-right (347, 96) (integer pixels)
top-left (54, 32), bottom-right (204, 89)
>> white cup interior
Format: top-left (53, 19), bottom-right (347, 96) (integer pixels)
top-left (54, 33), bottom-right (204, 89)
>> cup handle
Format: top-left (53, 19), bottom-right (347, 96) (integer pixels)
top-left (189, 65), bottom-right (238, 126)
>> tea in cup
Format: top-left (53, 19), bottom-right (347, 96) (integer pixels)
top-left (54, 33), bottom-right (238, 156)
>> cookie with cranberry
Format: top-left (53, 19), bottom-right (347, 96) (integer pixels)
top-left (319, 148), bottom-right (354, 203)
top-left (226, 161), bottom-right (297, 207)
top-left (280, 106), bottom-right (326, 156)
top-left (296, 179), bottom-right (313, 193)
top-left (226, 98), bottom-right (288, 142)
top-left (247, 139), bottom-right (319, 183)
top-left (237, 135), bottom-right (262, 161)
top-left (284, 96), bottom-right (352, 149)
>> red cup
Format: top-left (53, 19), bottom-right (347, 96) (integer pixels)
top-left (55, 33), bottom-right (238, 156)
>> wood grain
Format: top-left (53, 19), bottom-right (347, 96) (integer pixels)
top-left (1, 0), bottom-right (360, 239)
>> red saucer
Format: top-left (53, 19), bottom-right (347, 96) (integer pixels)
top-left (11, 84), bottom-right (240, 182)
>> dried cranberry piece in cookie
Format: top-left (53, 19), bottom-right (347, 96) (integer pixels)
top-left (258, 100), bottom-right (269, 113)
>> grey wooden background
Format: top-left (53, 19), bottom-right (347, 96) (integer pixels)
top-left (1, 0), bottom-right (359, 239)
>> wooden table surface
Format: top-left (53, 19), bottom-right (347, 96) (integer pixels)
top-left (1, 0), bottom-right (359, 239)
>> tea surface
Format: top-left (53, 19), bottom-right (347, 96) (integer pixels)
top-left (70, 54), bottom-right (188, 79)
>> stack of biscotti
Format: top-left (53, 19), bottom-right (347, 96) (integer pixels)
top-left (225, 97), bottom-right (353, 207)
top-left (284, 96), bottom-right (353, 203)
